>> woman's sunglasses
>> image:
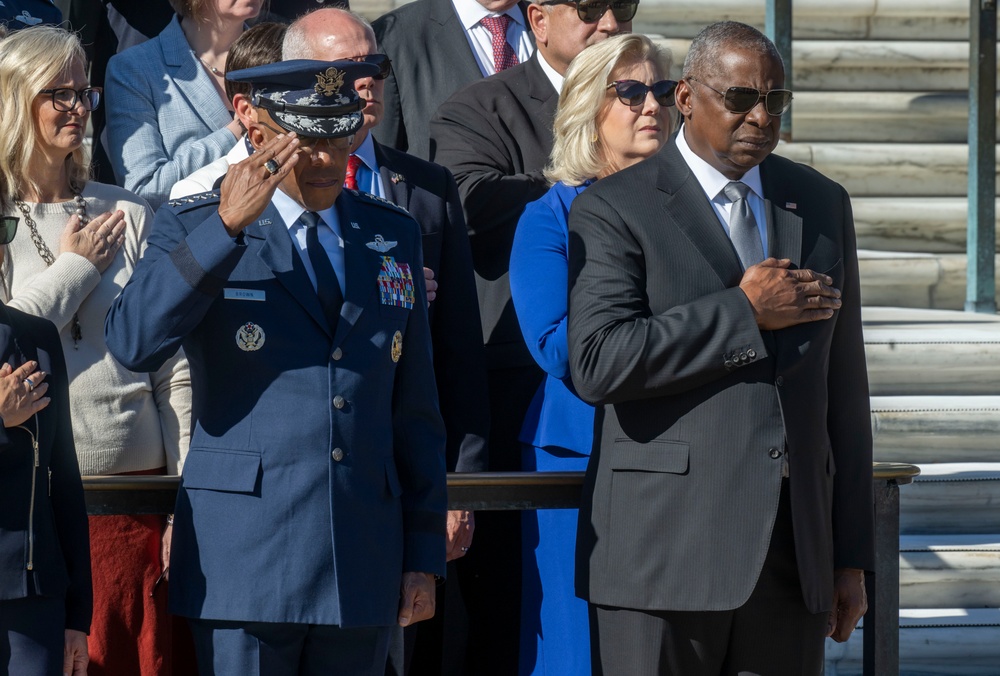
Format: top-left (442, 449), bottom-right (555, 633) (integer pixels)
top-left (0, 217), bottom-right (18, 245)
top-left (686, 77), bottom-right (793, 116)
top-left (539, 0), bottom-right (639, 23)
top-left (606, 79), bottom-right (678, 107)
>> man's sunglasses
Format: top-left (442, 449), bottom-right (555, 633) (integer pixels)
top-left (38, 86), bottom-right (102, 112)
top-left (686, 77), bottom-right (792, 116)
top-left (607, 79), bottom-right (677, 107)
top-left (347, 54), bottom-right (393, 81)
top-left (0, 217), bottom-right (18, 245)
top-left (539, 0), bottom-right (638, 23)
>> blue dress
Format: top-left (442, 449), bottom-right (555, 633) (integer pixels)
top-left (510, 180), bottom-right (594, 676)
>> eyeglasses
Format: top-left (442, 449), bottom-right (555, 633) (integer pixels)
top-left (686, 77), bottom-right (792, 116)
top-left (607, 79), bottom-right (677, 107)
top-left (539, 0), bottom-right (638, 23)
top-left (38, 87), bottom-right (102, 112)
top-left (346, 54), bottom-right (392, 81)
top-left (0, 217), bottom-right (18, 245)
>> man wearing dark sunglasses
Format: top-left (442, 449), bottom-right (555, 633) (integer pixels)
top-left (283, 10), bottom-right (491, 676)
top-left (567, 21), bottom-right (872, 676)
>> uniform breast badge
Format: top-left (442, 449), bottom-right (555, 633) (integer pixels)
top-left (391, 330), bottom-right (403, 362)
top-left (236, 322), bottom-right (266, 351)
top-left (377, 256), bottom-right (415, 309)
top-left (366, 234), bottom-right (398, 253)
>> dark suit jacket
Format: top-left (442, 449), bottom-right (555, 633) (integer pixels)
top-left (374, 141), bottom-right (490, 473)
top-left (373, 0), bottom-right (531, 160)
top-left (105, 189), bottom-right (447, 627)
top-left (567, 141), bottom-right (875, 615)
top-left (0, 306), bottom-right (91, 633)
top-left (429, 53), bottom-right (557, 371)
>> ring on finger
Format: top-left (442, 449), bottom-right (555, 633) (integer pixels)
top-left (23, 377), bottom-right (34, 390)
top-left (264, 159), bottom-right (281, 176)
top-left (460, 546), bottom-right (469, 552)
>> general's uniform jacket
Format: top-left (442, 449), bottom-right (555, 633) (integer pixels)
top-left (104, 188), bottom-right (447, 626)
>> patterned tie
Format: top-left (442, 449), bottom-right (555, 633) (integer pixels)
top-left (344, 154), bottom-right (363, 191)
top-left (722, 181), bottom-right (765, 270)
top-left (481, 15), bottom-right (519, 72)
top-left (301, 211), bottom-right (344, 334)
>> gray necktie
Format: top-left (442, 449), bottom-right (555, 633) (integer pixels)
top-left (723, 181), bottom-right (764, 270)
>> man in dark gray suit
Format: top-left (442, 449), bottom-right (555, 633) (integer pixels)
top-left (372, 0), bottom-right (533, 160)
top-left (567, 22), bottom-right (873, 675)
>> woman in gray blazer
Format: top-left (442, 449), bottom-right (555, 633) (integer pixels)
top-left (104, 0), bottom-right (261, 210)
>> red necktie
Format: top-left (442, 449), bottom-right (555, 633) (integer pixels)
top-left (481, 15), bottom-right (519, 73)
top-left (345, 154), bottom-right (362, 191)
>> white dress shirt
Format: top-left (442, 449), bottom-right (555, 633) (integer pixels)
top-left (675, 124), bottom-right (769, 257)
top-left (450, 0), bottom-right (534, 77)
top-left (271, 187), bottom-right (347, 297)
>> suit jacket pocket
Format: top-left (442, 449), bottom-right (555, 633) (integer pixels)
top-left (610, 439), bottom-right (689, 474)
top-left (182, 448), bottom-right (262, 493)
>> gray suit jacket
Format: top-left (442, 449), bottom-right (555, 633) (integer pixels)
top-left (372, 0), bottom-right (531, 160)
top-left (567, 141), bottom-right (875, 615)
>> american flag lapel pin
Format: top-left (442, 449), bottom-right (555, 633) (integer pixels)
top-left (785, 202), bottom-right (797, 210)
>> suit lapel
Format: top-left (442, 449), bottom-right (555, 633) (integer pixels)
top-left (250, 204), bottom-right (331, 337)
top-left (429, 0), bottom-right (484, 82)
top-left (332, 193), bottom-right (385, 348)
top-left (373, 142), bottom-right (411, 209)
top-left (760, 159), bottom-right (803, 267)
top-left (160, 16), bottom-right (229, 132)
top-left (657, 144), bottom-right (744, 287)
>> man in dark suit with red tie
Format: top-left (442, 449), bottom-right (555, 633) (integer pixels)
top-left (567, 22), bottom-right (873, 675)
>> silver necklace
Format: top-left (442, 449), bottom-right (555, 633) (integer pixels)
top-left (197, 55), bottom-right (223, 77)
top-left (12, 186), bottom-right (87, 347)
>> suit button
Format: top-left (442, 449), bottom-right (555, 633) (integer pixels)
top-left (769, 447), bottom-right (782, 460)
top-left (333, 395), bottom-right (345, 409)
top-left (332, 348), bottom-right (343, 361)
top-left (776, 376), bottom-right (784, 386)
top-left (747, 348), bottom-right (756, 359)
top-left (739, 352), bottom-right (748, 362)
top-left (724, 360), bottom-right (734, 369)
top-left (332, 448), bottom-right (344, 462)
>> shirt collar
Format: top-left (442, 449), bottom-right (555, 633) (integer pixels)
top-left (272, 186), bottom-right (338, 231)
top-left (353, 133), bottom-right (379, 174)
top-left (675, 124), bottom-right (764, 203)
top-left (536, 51), bottom-right (564, 95)
top-left (451, 0), bottom-right (526, 31)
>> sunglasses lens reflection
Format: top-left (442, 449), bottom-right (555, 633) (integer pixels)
top-left (724, 87), bottom-right (792, 115)
top-left (577, 0), bottom-right (637, 22)
top-left (614, 80), bottom-right (678, 107)
top-left (0, 217), bottom-right (18, 245)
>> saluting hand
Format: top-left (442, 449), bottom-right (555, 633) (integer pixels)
top-left (218, 132), bottom-right (301, 236)
top-left (0, 361), bottom-right (50, 427)
top-left (739, 258), bottom-right (842, 330)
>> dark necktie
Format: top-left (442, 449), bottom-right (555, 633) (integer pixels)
top-left (345, 154), bottom-right (362, 191)
top-left (723, 181), bottom-right (765, 270)
top-left (301, 211), bottom-right (344, 334)
top-left (481, 15), bottom-right (518, 72)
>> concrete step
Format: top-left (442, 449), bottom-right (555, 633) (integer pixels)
top-left (857, 250), bottom-right (1000, 310)
top-left (824, 609), bottom-right (1000, 675)
top-left (851, 198), bottom-right (998, 254)
top-left (899, 535), bottom-right (1000, 609)
top-left (899, 463), bottom-right (1000, 535)
top-left (774, 144), bottom-right (995, 198)
top-left (871, 396), bottom-right (1000, 463)
top-left (782, 92), bottom-right (975, 143)
top-left (657, 39), bottom-right (984, 92)
top-left (633, 0), bottom-right (977, 41)
top-left (862, 307), bottom-right (1000, 396)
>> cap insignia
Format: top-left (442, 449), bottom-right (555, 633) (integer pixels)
top-left (315, 67), bottom-right (345, 97)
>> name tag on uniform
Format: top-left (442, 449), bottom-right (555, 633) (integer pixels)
top-left (224, 288), bottom-right (266, 302)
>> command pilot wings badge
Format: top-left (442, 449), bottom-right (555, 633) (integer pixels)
top-left (366, 234), bottom-right (397, 252)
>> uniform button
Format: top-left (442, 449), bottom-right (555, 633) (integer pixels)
top-left (332, 348), bottom-right (343, 361)
top-left (747, 348), bottom-right (756, 359)
top-left (333, 395), bottom-right (345, 409)
top-left (769, 447), bottom-right (782, 460)
top-left (775, 376), bottom-right (784, 386)
top-left (332, 448), bottom-right (344, 462)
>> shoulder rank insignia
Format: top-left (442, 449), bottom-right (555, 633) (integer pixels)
top-left (236, 322), bottom-right (266, 351)
top-left (353, 190), bottom-right (411, 217)
top-left (165, 190), bottom-right (221, 211)
top-left (366, 234), bottom-right (398, 253)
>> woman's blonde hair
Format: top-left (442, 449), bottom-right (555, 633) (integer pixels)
top-left (545, 34), bottom-right (672, 186)
top-left (0, 25), bottom-right (90, 210)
